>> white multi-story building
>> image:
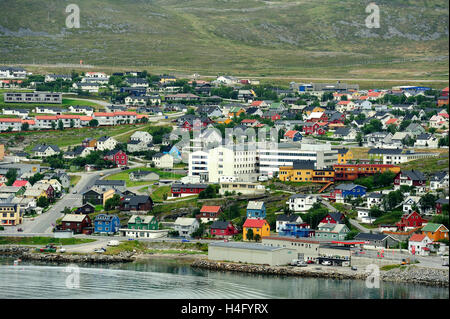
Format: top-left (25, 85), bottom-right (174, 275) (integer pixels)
top-left (96, 136), bottom-right (117, 151)
top-left (286, 194), bottom-right (317, 213)
top-left (0, 66), bottom-right (27, 79)
top-left (258, 142), bottom-right (338, 177)
top-left (207, 145), bottom-right (258, 183)
top-left (173, 217), bottom-right (199, 237)
top-left (188, 150), bottom-right (209, 183)
top-left (130, 131), bottom-right (153, 144)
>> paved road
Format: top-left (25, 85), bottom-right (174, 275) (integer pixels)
top-left (349, 219), bottom-right (371, 233)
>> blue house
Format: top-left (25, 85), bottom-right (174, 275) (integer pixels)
top-left (279, 223), bottom-right (314, 238)
top-left (94, 214), bottom-right (121, 234)
top-left (333, 183), bottom-right (367, 200)
top-left (246, 201), bottom-right (266, 219)
top-left (167, 145), bottom-right (182, 161)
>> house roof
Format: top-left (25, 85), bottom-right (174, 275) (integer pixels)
top-left (354, 233), bottom-right (394, 241)
top-left (292, 160), bottom-right (315, 170)
top-left (247, 201), bottom-right (265, 210)
top-left (277, 214), bottom-right (302, 223)
top-left (128, 215), bottom-right (155, 224)
top-left (401, 170), bottom-right (426, 181)
top-left (62, 214), bottom-right (88, 223)
top-left (284, 130), bottom-right (300, 138)
top-left (243, 218), bottom-right (267, 228)
top-left (422, 223), bottom-right (448, 233)
top-left (210, 220), bottom-right (233, 230)
top-left (12, 180), bottom-right (29, 187)
top-left (200, 205), bottom-right (222, 213)
top-left (409, 233), bottom-right (428, 242)
top-left (174, 217), bottom-right (198, 226)
top-left (335, 183), bottom-right (366, 191)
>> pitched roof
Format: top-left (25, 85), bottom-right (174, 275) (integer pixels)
top-left (61, 214), bottom-right (88, 223)
top-left (247, 201), bottom-right (265, 210)
top-left (422, 223), bottom-right (448, 233)
top-left (401, 170), bottom-right (426, 181)
top-left (277, 214), bottom-right (302, 223)
top-left (210, 220), bottom-right (233, 230)
top-left (409, 233), bottom-right (428, 242)
top-left (200, 205), bottom-right (222, 213)
top-left (243, 218), bottom-right (267, 228)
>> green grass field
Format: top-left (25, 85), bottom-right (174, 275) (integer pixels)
top-left (0, 0), bottom-right (448, 84)
top-left (0, 236), bottom-right (95, 246)
top-left (151, 186), bottom-right (171, 202)
top-left (105, 167), bottom-right (185, 187)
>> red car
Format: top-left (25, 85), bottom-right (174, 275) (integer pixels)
top-left (306, 260), bottom-right (315, 264)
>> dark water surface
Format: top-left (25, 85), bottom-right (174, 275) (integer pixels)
top-left (0, 258), bottom-right (448, 299)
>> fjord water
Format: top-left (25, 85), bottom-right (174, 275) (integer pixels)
top-left (0, 258), bottom-right (447, 299)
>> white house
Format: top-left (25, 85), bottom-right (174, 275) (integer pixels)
top-left (414, 133), bottom-right (439, 148)
top-left (403, 196), bottom-right (421, 214)
top-left (152, 153), bottom-right (173, 169)
top-left (286, 194), bottom-right (317, 213)
top-left (173, 217), bottom-right (200, 237)
top-left (96, 136), bottom-right (117, 151)
top-left (276, 214), bottom-right (303, 233)
top-left (130, 131), bottom-right (153, 144)
top-left (430, 172), bottom-right (449, 191)
top-left (367, 193), bottom-right (383, 208)
top-left (357, 208), bottom-right (377, 224)
top-left (408, 234), bottom-right (433, 256)
top-left (31, 144), bottom-right (60, 157)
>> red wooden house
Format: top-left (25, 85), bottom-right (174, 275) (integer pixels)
top-left (210, 220), bottom-right (239, 238)
top-left (303, 122), bottom-right (326, 135)
top-left (171, 183), bottom-right (208, 198)
top-left (60, 214), bottom-right (92, 234)
top-left (196, 205), bottom-right (222, 222)
top-left (396, 211), bottom-right (426, 231)
top-left (435, 198), bottom-right (449, 215)
top-left (104, 150), bottom-right (128, 166)
top-left (320, 212), bottom-right (345, 224)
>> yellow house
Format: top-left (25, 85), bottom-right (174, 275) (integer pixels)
top-left (159, 76), bottom-right (177, 84)
top-left (278, 161), bottom-right (335, 183)
top-left (243, 218), bottom-right (270, 241)
top-left (216, 118), bottom-right (232, 125)
top-left (0, 203), bottom-right (22, 226)
top-left (337, 148), bottom-right (354, 164)
top-left (102, 189), bottom-right (115, 206)
top-left (23, 188), bottom-right (47, 199)
top-left (304, 106), bottom-right (325, 116)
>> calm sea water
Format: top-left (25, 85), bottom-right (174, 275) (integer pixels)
top-left (0, 258), bottom-right (448, 299)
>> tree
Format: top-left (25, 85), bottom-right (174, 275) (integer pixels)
top-left (105, 194), bottom-right (122, 211)
top-left (70, 119), bottom-right (75, 128)
top-left (89, 119), bottom-right (99, 127)
top-left (36, 196), bottom-right (49, 208)
top-left (5, 168), bottom-right (18, 186)
top-left (21, 122), bottom-right (29, 131)
top-left (419, 193), bottom-right (437, 213)
top-left (246, 228), bottom-right (254, 241)
top-left (51, 121), bottom-right (56, 130)
top-left (57, 120), bottom-right (64, 131)
top-left (356, 132), bottom-right (363, 146)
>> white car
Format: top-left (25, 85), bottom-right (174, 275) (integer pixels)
top-left (107, 240), bottom-right (120, 247)
top-left (322, 261), bottom-right (332, 266)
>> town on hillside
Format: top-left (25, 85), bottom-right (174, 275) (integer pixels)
top-left (0, 66), bottom-right (449, 270)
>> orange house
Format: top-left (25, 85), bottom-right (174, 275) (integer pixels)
top-left (421, 223), bottom-right (449, 242)
top-left (243, 218), bottom-right (270, 241)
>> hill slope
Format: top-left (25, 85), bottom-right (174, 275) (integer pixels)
top-left (0, 0), bottom-right (448, 78)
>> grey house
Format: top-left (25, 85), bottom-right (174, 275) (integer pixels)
top-left (354, 233), bottom-right (400, 248)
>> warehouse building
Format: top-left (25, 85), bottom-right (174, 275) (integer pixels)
top-left (208, 242), bottom-right (296, 266)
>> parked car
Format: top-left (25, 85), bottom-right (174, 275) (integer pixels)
top-left (107, 240), bottom-right (120, 246)
top-left (297, 261), bottom-right (308, 267)
top-left (306, 260), bottom-right (315, 264)
top-left (351, 266), bottom-right (358, 271)
top-left (94, 248), bottom-right (106, 253)
top-left (17, 228), bottom-right (23, 232)
top-left (72, 190), bottom-right (77, 194)
top-left (322, 261), bottom-right (332, 266)
top-left (181, 239), bottom-right (190, 243)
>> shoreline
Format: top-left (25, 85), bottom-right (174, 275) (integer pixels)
top-left (190, 259), bottom-right (449, 287)
top-left (1, 246), bottom-right (448, 287)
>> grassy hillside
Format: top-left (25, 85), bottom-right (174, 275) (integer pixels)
top-left (0, 0), bottom-right (448, 80)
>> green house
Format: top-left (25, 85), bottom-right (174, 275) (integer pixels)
top-left (315, 223), bottom-right (349, 241)
top-left (127, 215), bottom-right (158, 230)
